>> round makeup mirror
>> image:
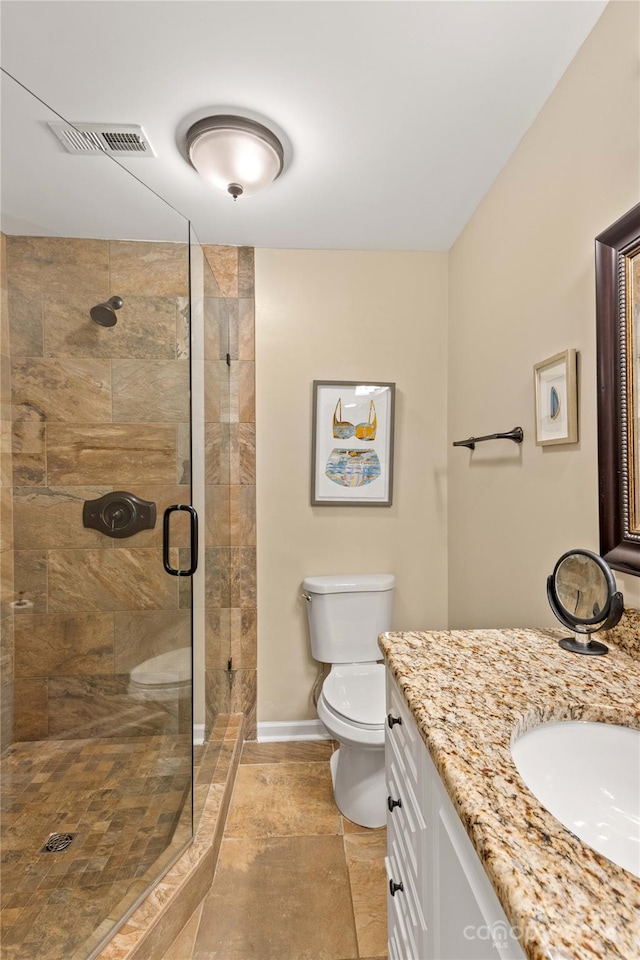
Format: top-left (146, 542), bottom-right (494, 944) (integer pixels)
top-left (547, 548), bottom-right (623, 656)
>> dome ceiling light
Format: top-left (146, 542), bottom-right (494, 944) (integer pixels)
top-left (185, 114), bottom-right (284, 200)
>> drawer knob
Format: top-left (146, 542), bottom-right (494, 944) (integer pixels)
top-left (387, 795), bottom-right (402, 812)
top-left (387, 713), bottom-right (402, 729)
top-left (389, 879), bottom-right (404, 897)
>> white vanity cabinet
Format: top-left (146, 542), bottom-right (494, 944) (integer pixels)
top-left (385, 672), bottom-right (526, 960)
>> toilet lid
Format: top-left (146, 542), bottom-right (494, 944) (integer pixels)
top-left (323, 663), bottom-right (385, 726)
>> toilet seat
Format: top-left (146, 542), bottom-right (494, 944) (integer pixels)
top-left (317, 694), bottom-right (385, 750)
top-left (319, 695), bottom-right (384, 735)
top-left (322, 662), bottom-right (385, 727)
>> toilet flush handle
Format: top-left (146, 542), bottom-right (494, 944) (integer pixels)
top-left (301, 593), bottom-right (313, 602)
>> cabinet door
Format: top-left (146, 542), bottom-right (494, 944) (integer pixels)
top-left (435, 803), bottom-right (508, 959)
top-left (426, 749), bottom-right (526, 960)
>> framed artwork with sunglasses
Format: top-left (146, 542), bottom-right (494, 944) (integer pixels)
top-left (311, 381), bottom-right (396, 506)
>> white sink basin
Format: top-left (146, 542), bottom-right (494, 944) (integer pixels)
top-left (511, 720), bottom-right (640, 877)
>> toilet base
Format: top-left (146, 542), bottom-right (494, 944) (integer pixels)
top-left (330, 744), bottom-right (386, 829)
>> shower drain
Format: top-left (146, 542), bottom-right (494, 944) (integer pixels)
top-left (41, 832), bottom-right (76, 853)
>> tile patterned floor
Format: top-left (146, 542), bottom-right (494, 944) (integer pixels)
top-left (167, 740), bottom-right (388, 960)
top-left (0, 734), bottom-right (192, 960)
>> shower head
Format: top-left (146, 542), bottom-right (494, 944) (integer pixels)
top-left (90, 296), bottom-right (123, 327)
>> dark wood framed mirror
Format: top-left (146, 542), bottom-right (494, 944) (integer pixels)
top-left (596, 201), bottom-right (640, 575)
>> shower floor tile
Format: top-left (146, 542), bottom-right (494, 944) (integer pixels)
top-left (0, 734), bottom-right (192, 960)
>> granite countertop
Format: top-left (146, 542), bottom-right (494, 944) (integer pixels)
top-left (379, 625), bottom-right (640, 960)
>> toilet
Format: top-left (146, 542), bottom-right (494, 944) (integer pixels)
top-left (127, 647), bottom-right (191, 702)
top-left (303, 573), bottom-right (395, 828)
top-left (127, 647), bottom-right (192, 735)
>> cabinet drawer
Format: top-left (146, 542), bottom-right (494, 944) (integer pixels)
top-left (389, 830), bottom-right (426, 932)
top-left (386, 672), bottom-right (422, 788)
top-left (386, 808), bottom-right (414, 893)
top-left (388, 902), bottom-right (421, 960)
top-left (386, 761), bottom-right (426, 851)
top-left (386, 713), bottom-right (419, 791)
top-left (386, 748), bottom-right (426, 831)
top-left (387, 890), bottom-right (412, 960)
top-left (386, 754), bottom-right (427, 899)
top-left (385, 852), bottom-right (426, 959)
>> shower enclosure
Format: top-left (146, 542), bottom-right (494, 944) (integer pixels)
top-left (0, 72), bottom-right (227, 959)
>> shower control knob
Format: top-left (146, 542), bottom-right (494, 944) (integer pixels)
top-left (387, 796), bottom-right (402, 812)
top-left (83, 491), bottom-right (156, 539)
top-left (389, 879), bottom-right (404, 897)
top-left (387, 713), bottom-right (402, 729)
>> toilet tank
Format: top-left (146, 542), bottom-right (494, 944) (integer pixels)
top-left (303, 573), bottom-right (395, 663)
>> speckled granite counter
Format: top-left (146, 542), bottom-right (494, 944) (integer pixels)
top-left (379, 626), bottom-right (640, 960)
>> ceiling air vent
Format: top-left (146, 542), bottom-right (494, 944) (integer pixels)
top-left (47, 122), bottom-right (155, 157)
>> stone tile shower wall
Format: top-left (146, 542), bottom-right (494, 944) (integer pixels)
top-left (5, 236), bottom-right (192, 740)
top-left (202, 246), bottom-right (257, 740)
top-left (1, 234), bottom-right (14, 752)
top-left (0, 237), bottom-right (257, 747)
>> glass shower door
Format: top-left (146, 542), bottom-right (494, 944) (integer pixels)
top-left (0, 71), bottom-right (196, 960)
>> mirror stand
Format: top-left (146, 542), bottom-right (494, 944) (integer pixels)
top-left (558, 632), bottom-right (609, 657)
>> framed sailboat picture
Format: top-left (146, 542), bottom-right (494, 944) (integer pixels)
top-left (311, 381), bottom-right (396, 506)
top-left (533, 350), bottom-right (578, 446)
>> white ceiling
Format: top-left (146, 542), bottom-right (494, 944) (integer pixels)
top-left (0, 0), bottom-right (607, 249)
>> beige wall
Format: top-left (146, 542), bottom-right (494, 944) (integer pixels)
top-left (255, 250), bottom-right (448, 721)
top-left (447, 0), bottom-right (640, 627)
top-left (255, 2), bottom-right (640, 723)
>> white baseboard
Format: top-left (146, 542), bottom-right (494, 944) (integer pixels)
top-left (193, 723), bottom-right (206, 745)
top-left (257, 719), bottom-right (331, 742)
top-left (194, 719), bottom-right (331, 744)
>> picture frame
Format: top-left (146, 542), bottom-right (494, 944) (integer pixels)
top-left (311, 381), bottom-right (396, 506)
top-left (533, 349), bottom-right (578, 446)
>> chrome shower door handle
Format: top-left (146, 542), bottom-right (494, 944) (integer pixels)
top-left (163, 505), bottom-right (198, 576)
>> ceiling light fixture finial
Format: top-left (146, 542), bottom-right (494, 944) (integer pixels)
top-left (185, 114), bottom-right (284, 200)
